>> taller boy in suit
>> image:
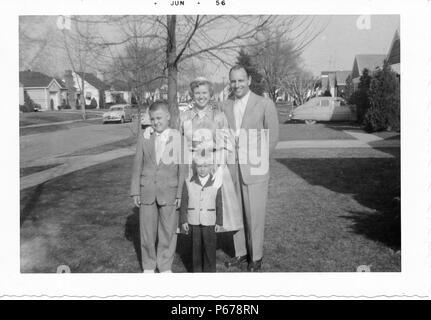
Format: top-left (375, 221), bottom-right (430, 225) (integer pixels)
top-left (130, 101), bottom-right (187, 273)
top-left (222, 65), bottom-right (279, 272)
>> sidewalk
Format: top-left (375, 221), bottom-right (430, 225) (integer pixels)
top-left (276, 130), bottom-right (399, 149)
top-left (20, 147), bottom-right (135, 190)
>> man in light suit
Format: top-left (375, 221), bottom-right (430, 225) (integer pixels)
top-left (130, 101), bottom-right (187, 273)
top-left (222, 65), bottom-right (279, 271)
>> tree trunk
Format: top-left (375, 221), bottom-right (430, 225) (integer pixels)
top-left (80, 75), bottom-right (86, 120)
top-left (166, 15), bottom-right (179, 129)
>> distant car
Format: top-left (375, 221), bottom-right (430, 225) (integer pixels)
top-left (140, 109), bottom-right (151, 129)
top-left (288, 97), bottom-right (357, 124)
top-left (102, 104), bottom-right (133, 124)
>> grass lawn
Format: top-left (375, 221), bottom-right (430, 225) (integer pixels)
top-left (279, 123), bottom-right (359, 141)
top-left (20, 111), bottom-right (101, 127)
top-left (66, 135), bottom-right (136, 157)
top-left (20, 148), bottom-right (400, 273)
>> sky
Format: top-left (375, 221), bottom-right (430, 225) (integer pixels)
top-left (300, 15), bottom-right (400, 76)
top-left (207, 15), bottom-right (400, 80)
top-left (20, 15), bottom-right (400, 83)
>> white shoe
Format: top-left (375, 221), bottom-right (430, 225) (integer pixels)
top-left (160, 270), bottom-right (172, 273)
top-left (143, 269), bottom-right (155, 273)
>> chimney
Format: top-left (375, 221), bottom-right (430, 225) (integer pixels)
top-left (96, 71), bottom-right (104, 82)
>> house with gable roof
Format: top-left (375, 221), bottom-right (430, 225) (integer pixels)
top-left (351, 54), bottom-right (386, 90)
top-left (19, 70), bottom-right (68, 111)
top-left (386, 29), bottom-right (400, 75)
top-left (105, 79), bottom-right (133, 105)
top-left (319, 70), bottom-right (351, 97)
top-left (63, 70), bottom-right (108, 109)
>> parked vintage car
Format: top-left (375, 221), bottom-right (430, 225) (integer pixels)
top-left (140, 109), bottom-right (151, 129)
top-left (102, 104), bottom-right (133, 124)
top-left (288, 97), bottom-right (357, 124)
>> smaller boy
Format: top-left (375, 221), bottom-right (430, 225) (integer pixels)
top-left (180, 155), bottom-right (223, 273)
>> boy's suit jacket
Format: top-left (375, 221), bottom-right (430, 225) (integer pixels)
top-left (130, 129), bottom-right (187, 206)
top-left (221, 91), bottom-right (279, 185)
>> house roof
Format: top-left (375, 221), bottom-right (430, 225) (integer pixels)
top-left (76, 72), bottom-right (108, 90)
top-left (354, 54), bottom-right (386, 76)
top-left (387, 30), bottom-right (400, 65)
top-left (335, 71), bottom-right (351, 86)
top-left (108, 79), bottom-right (132, 91)
top-left (321, 71), bottom-right (336, 76)
top-left (19, 70), bottom-right (66, 88)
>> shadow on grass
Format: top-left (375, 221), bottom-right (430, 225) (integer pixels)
top-left (277, 157), bottom-right (400, 250)
top-left (370, 147), bottom-right (400, 158)
top-left (20, 183), bottom-right (45, 226)
top-left (323, 122), bottom-right (362, 131)
top-left (124, 207), bottom-right (142, 271)
top-left (176, 231), bottom-right (237, 273)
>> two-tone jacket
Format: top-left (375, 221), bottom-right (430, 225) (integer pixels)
top-left (180, 174), bottom-right (223, 226)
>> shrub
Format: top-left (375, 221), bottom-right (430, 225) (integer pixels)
top-left (363, 107), bottom-right (387, 132)
top-left (364, 62), bottom-right (400, 132)
top-left (21, 91), bottom-right (36, 112)
top-left (349, 68), bottom-right (372, 123)
top-left (87, 97), bottom-right (98, 109)
top-left (321, 89), bottom-right (332, 97)
top-left (343, 74), bottom-right (354, 101)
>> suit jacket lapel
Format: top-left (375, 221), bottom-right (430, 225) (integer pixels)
top-left (241, 92), bottom-right (257, 129)
top-left (147, 133), bottom-right (157, 165)
top-left (224, 99), bottom-right (237, 131)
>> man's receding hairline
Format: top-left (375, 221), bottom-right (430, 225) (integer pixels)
top-left (229, 65), bottom-right (250, 78)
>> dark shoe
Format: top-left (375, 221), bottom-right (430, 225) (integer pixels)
top-left (247, 259), bottom-right (262, 272)
top-left (224, 255), bottom-right (248, 268)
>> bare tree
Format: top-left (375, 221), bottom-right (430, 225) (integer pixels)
top-left (281, 70), bottom-right (319, 106)
top-left (252, 16), bottom-right (328, 102)
top-left (60, 15), bottom-right (325, 127)
top-left (60, 16), bottom-right (110, 118)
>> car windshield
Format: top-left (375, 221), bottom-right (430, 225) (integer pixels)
top-left (110, 107), bottom-right (123, 111)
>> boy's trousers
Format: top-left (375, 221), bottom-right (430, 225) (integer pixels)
top-left (191, 225), bottom-right (216, 272)
top-left (139, 202), bottom-right (178, 272)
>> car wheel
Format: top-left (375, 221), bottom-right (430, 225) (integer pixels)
top-left (120, 117), bottom-right (125, 124)
top-left (305, 120), bottom-right (316, 125)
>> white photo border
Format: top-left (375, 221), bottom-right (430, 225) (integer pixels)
top-left (1, 0), bottom-right (430, 299)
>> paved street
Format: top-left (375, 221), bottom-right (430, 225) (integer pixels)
top-left (20, 120), bottom-right (139, 167)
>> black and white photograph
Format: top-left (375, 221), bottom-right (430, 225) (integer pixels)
top-left (18, 13), bottom-right (401, 273)
top-left (1, 0), bottom-right (430, 299)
